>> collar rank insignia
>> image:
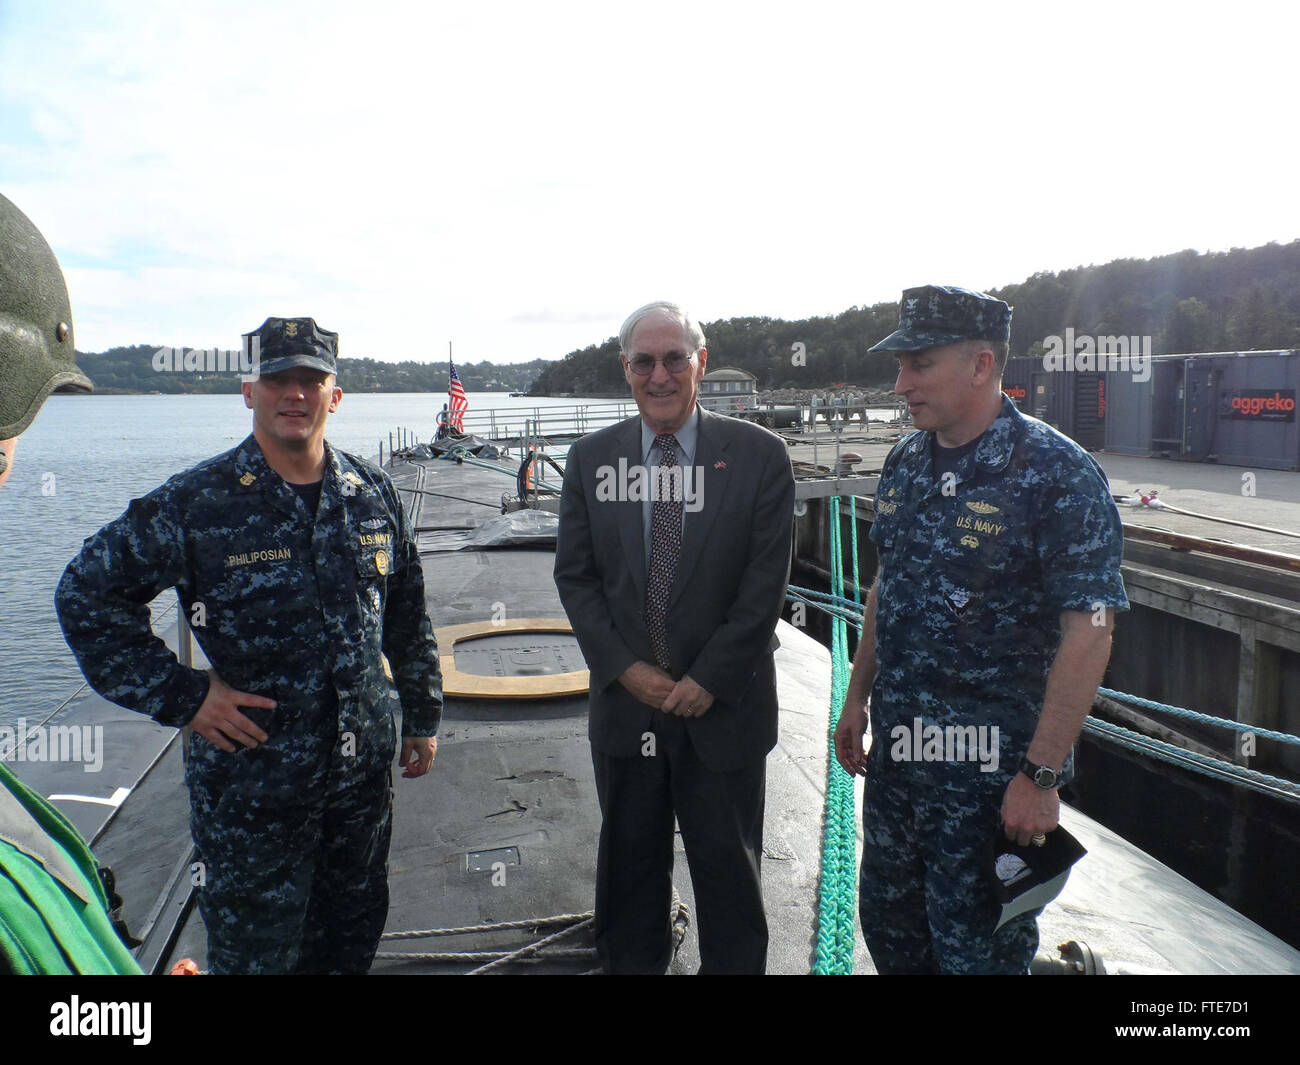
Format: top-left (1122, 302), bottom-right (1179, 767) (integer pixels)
top-left (285, 321), bottom-right (298, 337)
top-left (239, 472), bottom-right (256, 486)
top-left (344, 472), bottom-right (365, 487)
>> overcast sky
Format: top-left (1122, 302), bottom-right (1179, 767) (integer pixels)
top-left (3, 0), bottom-right (1296, 364)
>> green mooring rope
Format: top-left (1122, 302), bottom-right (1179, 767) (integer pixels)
top-left (813, 496), bottom-right (858, 974)
top-left (849, 497), bottom-right (862, 606)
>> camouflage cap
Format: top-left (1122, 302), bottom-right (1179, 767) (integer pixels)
top-left (869, 285), bottom-right (1012, 353)
top-left (0, 193), bottom-right (93, 438)
top-left (243, 317), bottom-right (338, 377)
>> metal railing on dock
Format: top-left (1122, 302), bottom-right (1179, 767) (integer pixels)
top-left (466, 401), bottom-right (640, 443)
top-left (386, 401), bottom-right (644, 453)
top-left (775, 400), bottom-right (903, 504)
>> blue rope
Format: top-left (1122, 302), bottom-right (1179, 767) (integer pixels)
top-left (1097, 687), bottom-right (1300, 747)
top-left (787, 590), bottom-right (864, 631)
top-left (1083, 718), bottom-right (1300, 802)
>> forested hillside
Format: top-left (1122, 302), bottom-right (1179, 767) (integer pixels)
top-left (73, 347), bottom-right (550, 395)
top-left (528, 240), bottom-right (1300, 395)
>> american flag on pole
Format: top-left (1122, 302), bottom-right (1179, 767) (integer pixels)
top-left (447, 360), bottom-right (469, 432)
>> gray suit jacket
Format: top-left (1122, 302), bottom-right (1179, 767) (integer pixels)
top-left (554, 407), bottom-right (795, 772)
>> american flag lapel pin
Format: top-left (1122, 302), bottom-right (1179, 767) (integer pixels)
top-left (714, 460), bottom-right (726, 469)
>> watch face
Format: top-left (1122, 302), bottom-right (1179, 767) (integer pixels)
top-left (1034, 767), bottom-right (1058, 788)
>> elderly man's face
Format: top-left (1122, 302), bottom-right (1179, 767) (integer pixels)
top-left (621, 313), bottom-right (707, 435)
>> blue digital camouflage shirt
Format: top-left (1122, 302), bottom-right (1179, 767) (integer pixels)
top-left (56, 435), bottom-right (442, 786)
top-left (868, 395), bottom-right (1128, 790)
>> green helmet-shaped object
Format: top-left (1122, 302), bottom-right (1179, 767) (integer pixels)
top-left (0, 193), bottom-right (93, 438)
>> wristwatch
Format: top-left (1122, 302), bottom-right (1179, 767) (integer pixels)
top-left (1020, 758), bottom-right (1061, 789)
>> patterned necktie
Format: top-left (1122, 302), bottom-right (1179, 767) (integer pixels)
top-left (645, 433), bottom-right (683, 672)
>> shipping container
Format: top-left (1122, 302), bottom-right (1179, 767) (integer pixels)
top-left (1103, 366), bottom-right (1154, 455)
top-left (1002, 356), bottom-right (1032, 412)
top-left (1004, 356), bottom-right (1105, 449)
top-left (1105, 351), bottom-right (1299, 471)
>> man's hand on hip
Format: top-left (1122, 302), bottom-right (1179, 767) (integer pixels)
top-left (400, 736), bottom-right (436, 778)
top-left (618, 661), bottom-right (676, 709)
top-left (191, 671), bottom-right (275, 752)
top-left (662, 674), bottom-right (714, 718)
top-left (1001, 771), bottom-right (1060, 845)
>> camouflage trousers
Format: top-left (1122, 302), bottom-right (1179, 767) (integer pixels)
top-left (190, 757), bottom-right (393, 975)
top-left (858, 770), bottom-right (1040, 974)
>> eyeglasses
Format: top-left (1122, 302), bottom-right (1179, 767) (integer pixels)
top-left (626, 352), bottom-right (697, 375)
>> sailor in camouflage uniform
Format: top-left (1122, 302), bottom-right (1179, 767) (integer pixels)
top-left (56, 318), bottom-right (442, 974)
top-left (834, 286), bottom-right (1128, 974)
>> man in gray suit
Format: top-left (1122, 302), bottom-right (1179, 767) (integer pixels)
top-left (554, 301), bottom-right (795, 973)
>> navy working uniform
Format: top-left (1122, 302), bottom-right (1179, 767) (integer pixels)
top-left (859, 288), bottom-right (1128, 974)
top-left (56, 433), bottom-right (442, 974)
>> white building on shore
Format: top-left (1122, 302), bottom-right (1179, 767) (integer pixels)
top-left (699, 366), bottom-right (757, 412)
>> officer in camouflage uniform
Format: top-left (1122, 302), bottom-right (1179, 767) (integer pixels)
top-left (834, 286), bottom-right (1127, 974)
top-left (56, 317), bottom-right (442, 974)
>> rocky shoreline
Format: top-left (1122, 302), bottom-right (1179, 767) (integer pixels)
top-left (754, 386), bottom-right (901, 406)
